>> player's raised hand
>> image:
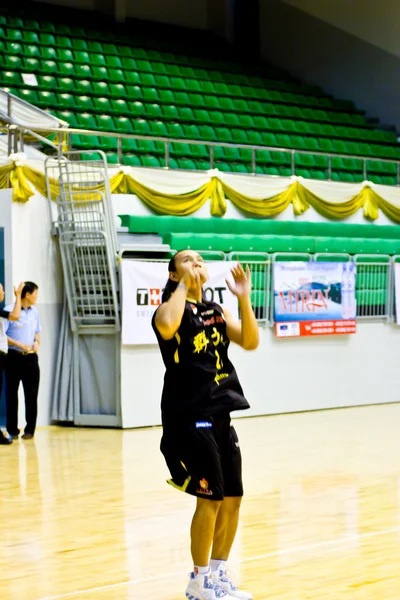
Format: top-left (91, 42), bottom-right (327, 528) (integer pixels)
top-left (226, 263), bottom-right (252, 299)
top-left (181, 266), bottom-right (201, 291)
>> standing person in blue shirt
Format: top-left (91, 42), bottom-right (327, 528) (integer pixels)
top-left (0, 281), bottom-right (24, 445)
top-left (5, 282), bottom-right (41, 440)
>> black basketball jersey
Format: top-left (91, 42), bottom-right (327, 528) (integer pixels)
top-left (152, 299), bottom-right (250, 420)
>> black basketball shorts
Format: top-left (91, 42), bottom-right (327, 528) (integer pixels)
top-left (160, 413), bottom-right (243, 501)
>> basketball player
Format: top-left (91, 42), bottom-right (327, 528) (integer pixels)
top-left (152, 250), bottom-right (259, 600)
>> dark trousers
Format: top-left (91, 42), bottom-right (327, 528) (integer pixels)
top-left (0, 352), bottom-right (5, 398)
top-left (6, 350), bottom-right (40, 436)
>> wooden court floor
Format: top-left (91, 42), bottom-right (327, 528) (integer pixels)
top-left (1, 403), bottom-right (400, 600)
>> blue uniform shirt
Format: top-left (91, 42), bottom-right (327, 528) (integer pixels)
top-left (4, 305), bottom-right (41, 352)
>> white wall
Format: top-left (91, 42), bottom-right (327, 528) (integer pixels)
top-left (121, 321), bottom-right (400, 427)
top-left (283, 0), bottom-right (400, 59)
top-left (11, 190), bottom-right (63, 430)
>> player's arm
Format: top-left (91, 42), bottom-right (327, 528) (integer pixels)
top-left (224, 264), bottom-right (259, 351)
top-left (155, 268), bottom-right (199, 340)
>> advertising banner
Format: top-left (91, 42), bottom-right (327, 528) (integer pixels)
top-left (121, 260), bottom-right (239, 345)
top-left (274, 262), bottom-right (357, 338)
top-left (395, 263), bottom-right (400, 325)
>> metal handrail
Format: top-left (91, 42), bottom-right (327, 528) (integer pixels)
top-left (5, 124), bottom-right (400, 183)
top-left (0, 88), bottom-right (66, 126)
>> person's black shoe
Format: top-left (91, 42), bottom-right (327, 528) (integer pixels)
top-left (22, 433), bottom-right (34, 440)
top-left (8, 431), bottom-right (19, 438)
top-left (0, 431), bottom-right (12, 445)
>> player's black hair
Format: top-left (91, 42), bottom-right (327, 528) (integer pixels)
top-left (161, 252), bottom-right (182, 303)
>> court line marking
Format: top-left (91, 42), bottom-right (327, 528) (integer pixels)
top-left (38, 526), bottom-right (400, 600)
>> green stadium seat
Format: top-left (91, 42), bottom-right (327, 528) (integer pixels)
top-left (7, 17), bottom-right (24, 28)
top-left (77, 113), bottom-right (97, 129)
top-left (39, 46), bottom-right (57, 60)
top-left (95, 114), bottom-right (115, 131)
top-left (90, 81), bottom-right (108, 96)
top-left (75, 65), bottom-right (92, 80)
top-left (98, 136), bottom-right (118, 151)
top-left (105, 153), bottom-right (119, 164)
top-left (76, 95), bottom-right (94, 111)
top-left (176, 106), bottom-right (193, 121)
top-left (141, 155), bottom-right (162, 168)
top-left (71, 39), bottom-right (88, 51)
top-left (22, 31), bottom-right (39, 44)
top-left (124, 73), bottom-right (141, 88)
top-left (3, 42), bottom-right (21, 58)
top-left (149, 120), bottom-right (168, 136)
top-left (73, 79), bottom-right (92, 94)
top-left (6, 29), bottom-right (23, 42)
top-left (142, 87), bottom-right (159, 102)
top-left (71, 134), bottom-right (99, 149)
top-left (57, 48), bottom-right (74, 62)
top-left (103, 43), bottom-right (118, 55)
top-left (37, 90), bottom-right (57, 107)
top-left (57, 93), bottom-right (76, 109)
top-left (55, 25), bottom-right (71, 36)
top-left (74, 51), bottom-right (90, 64)
top-left (108, 83), bottom-right (126, 98)
top-left (4, 55), bottom-right (22, 70)
top-left (18, 88), bottom-right (39, 104)
top-left (173, 157), bottom-right (197, 171)
top-left (58, 110), bottom-right (78, 126)
top-left (108, 68), bottom-right (126, 83)
top-left (0, 71), bottom-right (22, 86)
top-left (87, 41), bottom-right (103, 53)
top-left (123, 154), bottom-right (142, 167)
top-left (134, 119), bottom-right (151, 135)
top-left (56, 62), bottom-right (75, 77)
top-left (115, 116), bottom-right (133, 133)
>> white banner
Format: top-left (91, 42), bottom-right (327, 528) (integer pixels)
top-left (121, 260), bottom-right (239, 345)
top-left (395, 263), bottom-right (400, 325)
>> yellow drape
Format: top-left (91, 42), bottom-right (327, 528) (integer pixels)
top-left (121, 174), bottom-right (218, 216)
top-left (2, 163), bottom-right (400, 224)
top-left (221, 180), bottom-right (298, 217)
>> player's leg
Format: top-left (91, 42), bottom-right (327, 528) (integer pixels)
top-left (191, 496), bottom-right (222, 566)
top-left (211, 417), bottom-right (253, 600)
top-left (210, 495), bottom-right (242, 561)
top-left (161, 418), bottom-right (235, 599)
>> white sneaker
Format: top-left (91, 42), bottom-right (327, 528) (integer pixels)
top-left (212, 565), bottom-right (253, 600)
top-left (185, 571), bottom-right (236, 599)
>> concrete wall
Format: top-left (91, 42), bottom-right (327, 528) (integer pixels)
top-left (260, 0), bottom-right (400, 131)
top-left (125, 0), bottom-right (208, 29)
top-left (283, 0), bottom-right (400, 59)
top-left (32, 0), bottom-right (95, 9)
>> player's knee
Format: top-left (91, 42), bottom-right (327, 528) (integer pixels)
top-left (196, 497), bottom-right (222, 515)
top-left (224, 496), bottom-right (242, 513)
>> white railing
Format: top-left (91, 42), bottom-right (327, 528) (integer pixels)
top-left (4, 124), bottom-right (400, 183)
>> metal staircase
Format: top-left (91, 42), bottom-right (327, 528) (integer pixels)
top-left (46, 151), bottom-right (121, 426)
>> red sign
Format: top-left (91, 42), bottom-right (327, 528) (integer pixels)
top-left (275, 320), bottom-right (356, 338)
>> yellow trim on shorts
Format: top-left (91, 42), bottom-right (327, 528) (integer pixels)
top-left (167, 474), bottom-right (192, 493)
